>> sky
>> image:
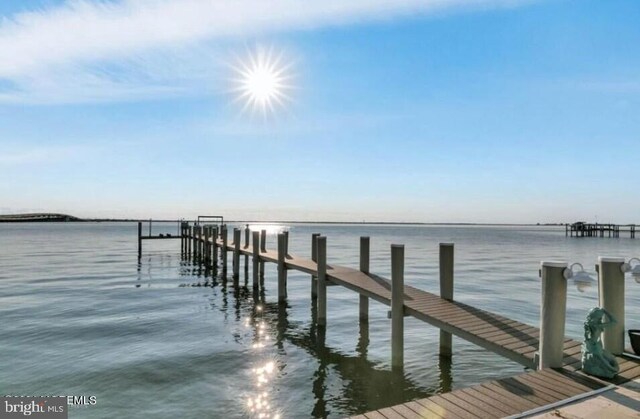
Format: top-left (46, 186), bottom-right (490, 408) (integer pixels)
top-left (0, 0), bottom-right (638, 223)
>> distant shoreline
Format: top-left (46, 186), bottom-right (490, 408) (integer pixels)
top-left (0, 213), bottom-right (569, 226)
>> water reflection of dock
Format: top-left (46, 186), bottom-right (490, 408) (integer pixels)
top-left (142, 220), bottom-right (640, 418)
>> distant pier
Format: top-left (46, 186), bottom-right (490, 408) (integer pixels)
top-left (566, 222), bottom-right (636, 238)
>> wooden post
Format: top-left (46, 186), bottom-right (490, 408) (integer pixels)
top-left (260, 229), bottom-right (267, 252)
top-left (233, 228), bottom-right (241, 279)
top-left (192, 226), bottom-right (198, 260)
top-left (187, 226), bottom-right (192, 257)
top-left (317, 236), bottom-right (327, 326)
top-left (180, 223), bottom-right (184, 254)
top-left (200, 226), bottom-right (205, 262)
top-left (284, 230), bottom-right (289, 256)
top-left (259, 229), bottom-right (266, 282)
top-left (244, 224), bottom-right (250, 273)
top-left (252, 231), bottom-right (260, 289)
top-left (194, 225), bottom-right (199, 260)
top-left (311, 233), bottom-right (320, 299)
top-left (359, 236), bottom-right (370, 322)
top-left (221, 226), bottom-right (228, 273)
top-left (391, 244), bottom-right (405, 369)
top-left (277, 233), bottom-right (287, 302)
top-left (439, 243), bottom-right (454, 357)
top-left (598, 257), bottom-right (626, 355)
top-left (212, 226), bottom-right (218, 270)
top-left (539, 261), bottom-right (568, 369)
top-left (137, 221), bottom-right (142, 260)
top-left (198, 226), bottom-right (203, 259)
top-left (203, 226), bottom-right (210, 264)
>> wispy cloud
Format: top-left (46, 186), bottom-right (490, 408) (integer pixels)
top-left (0, 0), bottom-right (533, 104)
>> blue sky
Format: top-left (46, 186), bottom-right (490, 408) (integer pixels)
top-left (0, 0), bottom-right (638, 223)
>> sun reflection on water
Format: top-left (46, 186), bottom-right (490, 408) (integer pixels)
top-left (247, 224), bottom-right (289, 235)
top-left (244, 303), bottom-right (281, 419)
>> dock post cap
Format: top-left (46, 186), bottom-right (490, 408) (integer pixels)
top-left (540, 261), bottom-right (568, 268)
top-left (440, 243), bottom-right (454, 247)
top-left (391, 244), bottom-right (404, 249)
top-left (598, 256), bottom-right (626, 264)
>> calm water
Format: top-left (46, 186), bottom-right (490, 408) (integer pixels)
top-left (1, 223), bottom-right (639, 418)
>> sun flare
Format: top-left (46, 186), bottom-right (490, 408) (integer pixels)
top-left (231, 47), bottom-right (293, 117)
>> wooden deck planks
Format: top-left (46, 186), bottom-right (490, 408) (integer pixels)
top-left (350, 366), bottom-right (621, 419)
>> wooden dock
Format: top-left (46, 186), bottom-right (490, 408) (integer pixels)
top-left (156, 222), bottom-right (640, 418)
top-left (566, 222), bottom-right (637, 238)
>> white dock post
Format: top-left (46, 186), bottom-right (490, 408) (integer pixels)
top-left (252, 231), bottom-right (260, 289)
top-left (233, 228), bottom-right (241, 279)
top-left (391, 244), bottom-right (405, 369)
top-left (359, 237), bottom-right (370, 322)
top-left (317, 236), bottom-right (327, 326)
top-left (439, 243), bottom-right (454, 357)
top-left (277, 233), bottom-right (288, 302)
top-left (221, 226), bottom-right (228, 273)
top-left (598, 257), bottom-right (626, 355)
top-left (259, 229), bottom-right (266, 282)
top-left (311, 233), bottom-right (320, 299)
top-left (539, 261), bottom-right (568, 369)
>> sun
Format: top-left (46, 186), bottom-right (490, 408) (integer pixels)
top-left (230, 46), bottom-right (293, 117)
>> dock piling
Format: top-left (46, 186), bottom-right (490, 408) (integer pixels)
top-left (212, 226), bottom-right (218, 270)
top-left (277, 233), bottom-right (288, 302)
top-left (391, 244), bottom-right (405, 369)
top-left (203, 226), bottom-right (210, 264)
top-left (193, 225), bottom-right (198, 260)
top-left (221, 226), bottom-right (228, 273)
top-left (311, 233), bottom-right (320, 299)
top-left (359, 237), bottom-right (370, 322)
top-left (233, 228), bottom-right (241, 279)
top-left (187, 226), bottom-right (192, 257)
top-left (598, 257), bottom-right (626, 355)
top-left (539, 261), bottom-right (568, 369)
top-left (284, 230), bottom-right (289, 256)
top-left (252, 231), bottom-right (260, 289)
top-left (137, 221), bottom-right (142, 260)
top-left (259, 229), bottom-right (266, 283)
top-left (317, 236), bottom-right (327, 326)
top-left (244, 224), bottom-right (250, 273)
top-left (439, 243), bottom-right (454, 357)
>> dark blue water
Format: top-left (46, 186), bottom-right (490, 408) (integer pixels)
top-left (1, 223), bottom-right (639, 418)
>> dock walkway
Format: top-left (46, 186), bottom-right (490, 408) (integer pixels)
top-left (351, 353), bottom-right (640, 419)
top-left (219, 238), bottom-right (577, 370)
top-left (174, 225), bottom-right (640, 418)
